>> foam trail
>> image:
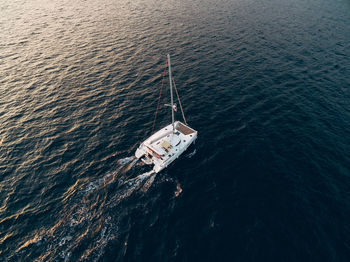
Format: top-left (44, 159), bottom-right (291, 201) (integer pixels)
top-left (121, 158), bottom-right (138, 174)
top-left (122, 170), bottom-right (155, 186)
top-left (117, 156), bottom-right (136, 165)
top-left (141, 174), bottom-right (156, 192)
top-left (15, 155), bottom-right (156, 261)
top-left (84, 158), bottom-right (130, 194)
top-left (108, 170), bottom-right (156, 207)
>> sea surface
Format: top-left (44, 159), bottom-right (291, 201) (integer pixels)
top-left (1, 0), bottom-right (350, 261)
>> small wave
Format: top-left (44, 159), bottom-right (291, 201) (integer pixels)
top-left (58, 235), bottom-right (72, 247)
top-left (16, 233), bottom-right (43, 253)
top-left (186, 149), bottom-right (196, 158)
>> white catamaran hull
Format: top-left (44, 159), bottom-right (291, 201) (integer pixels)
top-left (135, 54), bottom-right (197, 173)
top-left (135, 121), bottom-right (197, 173)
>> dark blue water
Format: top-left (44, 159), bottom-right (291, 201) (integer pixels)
top-left (1, 0), bottom-right (350, 261)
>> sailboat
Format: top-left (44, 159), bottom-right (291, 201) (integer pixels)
top-left (135, 54), bottom-right (198, 173)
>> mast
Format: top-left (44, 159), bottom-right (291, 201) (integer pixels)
top-left (167, 54), bottom-right (175, 132)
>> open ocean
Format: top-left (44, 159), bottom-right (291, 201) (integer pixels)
top-left (1, 0), bottom-right (350, 261)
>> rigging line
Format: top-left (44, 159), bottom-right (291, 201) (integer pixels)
top-left (172, 77), bottom-right (187, 125)
top-left (151, 58), bottom-right (168, 135)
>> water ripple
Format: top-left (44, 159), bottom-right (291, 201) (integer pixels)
top-left (1, 0), bottom-right (350, 261)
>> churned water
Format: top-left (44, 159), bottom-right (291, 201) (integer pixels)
top-left (1, 0), bottom-right (350, 261)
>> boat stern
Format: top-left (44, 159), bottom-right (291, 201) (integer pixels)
top-left (135, 144), bottom-right (145, 159)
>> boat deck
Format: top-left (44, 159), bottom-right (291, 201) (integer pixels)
top-left (136, 121), bottom-right (198, 173)
top-left (176, 122), bottom-right (196, 135)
